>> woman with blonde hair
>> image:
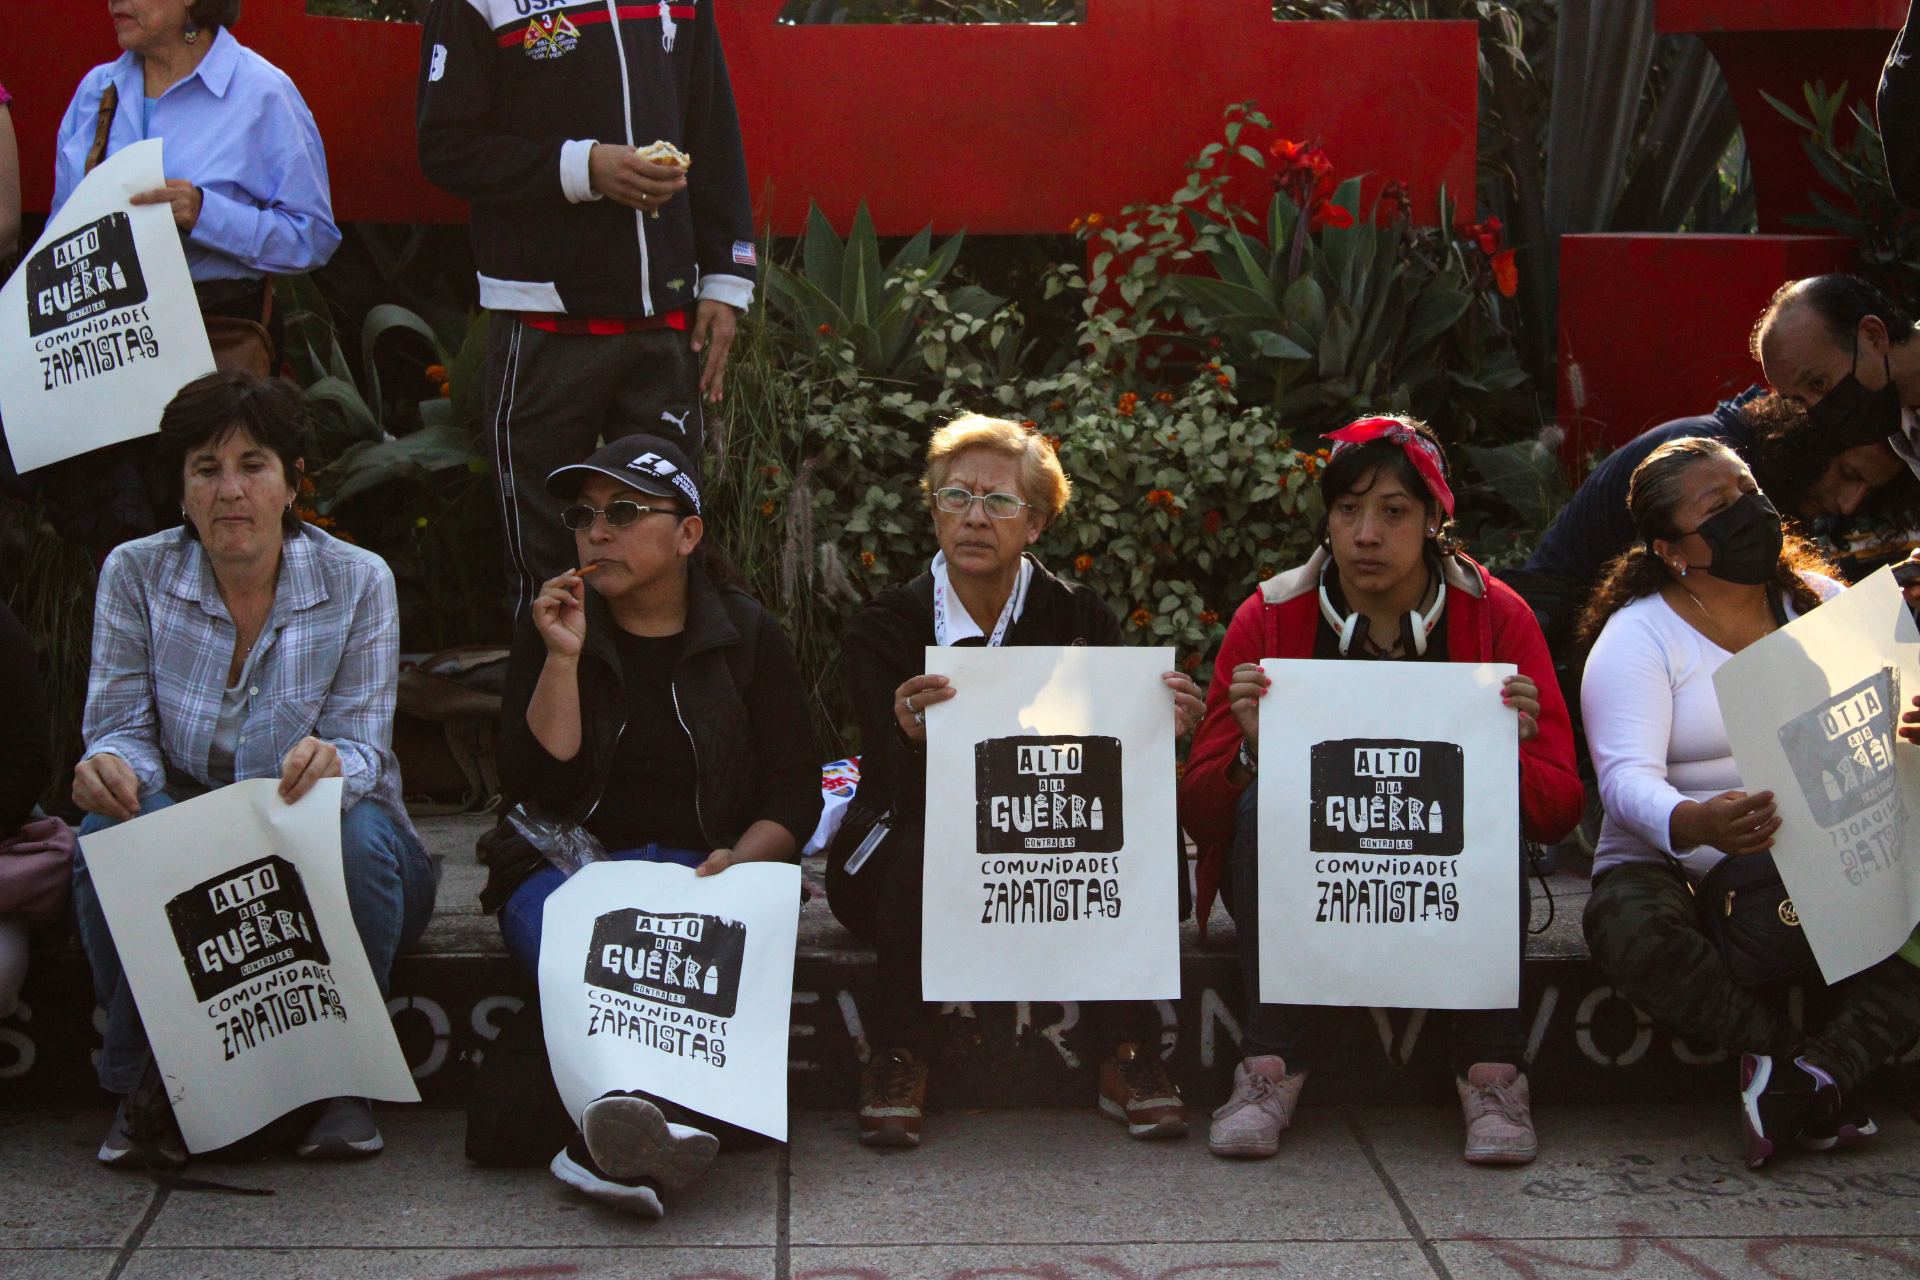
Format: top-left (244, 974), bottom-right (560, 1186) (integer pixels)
top-left (829, 414), bottom-right (1203, 1150)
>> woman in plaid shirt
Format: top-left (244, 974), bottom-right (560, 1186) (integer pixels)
top-left (69, 372), bottom-right (434, 1170)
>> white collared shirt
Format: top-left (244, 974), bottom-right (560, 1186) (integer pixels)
top-left (931, 552), bottom-right (1033, 647)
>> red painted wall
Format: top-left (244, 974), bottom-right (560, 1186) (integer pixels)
top-left (1557, 233), bottom-right (1856, 463)
top-left (1658, 0), bottom-right (1903, 234)
top-left (11, 0), bottom-right (1477, 236)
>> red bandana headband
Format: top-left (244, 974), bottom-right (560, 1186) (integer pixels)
top-left (1324, 417), bottom-right (1455, 517)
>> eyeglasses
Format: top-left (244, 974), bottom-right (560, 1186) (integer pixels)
top-left (933, 487), bottom-right (1030, 520)
top-left (560, 500), bottom-right (682, 530)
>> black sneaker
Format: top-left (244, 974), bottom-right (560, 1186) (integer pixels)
top-left (580, 1092), bottom-right (718, 1190)
top-left (97, 1092), bottom-right (188, 1170)
top-left (1740, 1053), bottom-right (1838, 1168)
top-left (550, 1133), bottom-right (664, 1218)
top-left (1802, 1101), bottom-right (1879, 1152)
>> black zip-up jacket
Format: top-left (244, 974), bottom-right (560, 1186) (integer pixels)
top-left (499, 563), bottom-right (822, 853)
top-left (843, 555), bottom-right (1123, 830)
top-left (415, 0), bottom-right (757, 317)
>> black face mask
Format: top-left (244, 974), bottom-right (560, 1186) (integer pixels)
top-left (1686, 493), bottom-right (1783, 586)
top-left (1807, 351), bottom-right (1904, 450)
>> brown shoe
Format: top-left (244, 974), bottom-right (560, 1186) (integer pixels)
top-left (1098, 1042), bottom-right (1188, 1139)
top-left (858, 1049), bottom-right (929, 1148)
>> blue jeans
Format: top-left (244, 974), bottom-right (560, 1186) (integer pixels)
top-left (501, 845), bottom-right (705, 978)
top-left (1225, 786), bottom-right (1527, 1077)
top-left (74, 793), bottom-right (436, 1095)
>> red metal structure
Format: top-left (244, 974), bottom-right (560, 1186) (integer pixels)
top-left (13, 0), bottom-right (1476, 236)
top-left (1555, 0), bottom-right (1899, 460)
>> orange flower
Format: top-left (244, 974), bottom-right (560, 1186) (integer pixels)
top-left (1200, 609), bottom-right (1219, 626)
top-left (860, 551), bottom-right (876, 567)
top-left (762, 465), bottom-right (781, 477)
top-left (1044, 435), bottom-right (1063, 453)
top-left (1086, 212), bottom-right (1105, 227)
top-left (424, 364), bottom-right (447, 383)
top-left (760, 499), bottom-right (775, 515)
top-left (817, 323), bottom-right (833, 334)
top-left (1070, 216), bottom-right (1084, 232)
top-left (439, 382), bottom-right (452, 399)
top-left (1117, 392), bottom-right (1139, 417)
top-left (1021, 420), bottom-right (1037, 429)
top-left (1074, 554), bottom-right (1092, 572)
top-left (1491, 249), bottom-right (1519, 298)
top-left (1215, 374), bottom-right (1232, 388)
top-left (1182, 652), bottom-right (1202, 671)
top-left (1258, 565), bottom-right (1274, 580)
top-left (1129, 608), bottom-right (1151, 628)
top-left (1050, 399), bottom-right (1066, 411)
top-left (1154, 391), bottom-right (1174, 403)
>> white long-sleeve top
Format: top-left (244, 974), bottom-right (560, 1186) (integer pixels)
top-left (1583, 573), bottom-right (1841, 882)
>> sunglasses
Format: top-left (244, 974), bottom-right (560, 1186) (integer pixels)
top-left (560, 500), bottom-right (684, 531)
top-left (933, 487), bottom-right (1030, 520)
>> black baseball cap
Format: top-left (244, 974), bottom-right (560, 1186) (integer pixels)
top-left (545, 434), bottom-right (702, 514)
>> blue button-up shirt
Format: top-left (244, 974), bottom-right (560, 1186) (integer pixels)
top-left (52, 26), bottom-right (340, 281)
top-left (82, 524), bottom-right (412, 834)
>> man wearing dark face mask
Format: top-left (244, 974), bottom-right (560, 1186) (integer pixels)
top-left (1755, 275), bottom-right (1920, 475)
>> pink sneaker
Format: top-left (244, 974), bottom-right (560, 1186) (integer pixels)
top-left (1457, 1063), bottom-right (1536, 1165)
top-left (1208, 1055), bottom-right (1305, 1158)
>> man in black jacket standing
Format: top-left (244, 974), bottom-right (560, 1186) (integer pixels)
top-left (416, 0), bottom-right (758, 613)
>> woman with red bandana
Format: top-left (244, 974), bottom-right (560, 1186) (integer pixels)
top-left (1180, 415), bottom-right (1582, 1167)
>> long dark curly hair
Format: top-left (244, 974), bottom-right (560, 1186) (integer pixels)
top-left (1741, 390), bottom-right (1918, 524)
top-left (1575, 437), bottom-right (1839, 648)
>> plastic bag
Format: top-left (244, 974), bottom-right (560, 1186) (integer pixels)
top-left (506, 806), bottom-right (609, 878)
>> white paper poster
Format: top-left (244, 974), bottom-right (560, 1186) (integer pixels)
top-left (0, 139), bottom-right (215, 473)
top-left (1714, 567), bottom-right (1920, 982)
top-left (1256, 660), bottom-right (1520, 1009)
top-left (920, 645), bottom-right (1180, 1002)
top-left (539, 860), bottom-right (800, 1142)
top-left (80, 779), bottom-right (419, 1152)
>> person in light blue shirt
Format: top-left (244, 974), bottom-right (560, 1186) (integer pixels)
top-left (30, 1), bottom-right (339, 555)
top-left (53, 0), bottom-right (340, 290)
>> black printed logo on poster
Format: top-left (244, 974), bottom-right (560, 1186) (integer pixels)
top-left (1776, 667), bottom-right (1908, 887)
top-left (975, 735), bottom-right (1124, 853)
top-left (583, 909), bottom-right (746, 1017)
top-left (1310, 739), bottom-right (1464, 857)
top-left (27, 213), bottom-right (148, 337)
top-left (163, 854), bottom-right (349, 1063)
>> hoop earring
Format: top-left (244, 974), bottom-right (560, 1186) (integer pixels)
top-left (184, 19), bottom-right (198, 44)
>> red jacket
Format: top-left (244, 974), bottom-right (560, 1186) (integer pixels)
top-left (1179, 548), bottom-right (1584, 932)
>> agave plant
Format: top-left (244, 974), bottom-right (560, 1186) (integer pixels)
top-left (763, 201), bottom-right (1007, 382)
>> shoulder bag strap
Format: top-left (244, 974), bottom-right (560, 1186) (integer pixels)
top-left (85, 84), bottom-right (120, 174)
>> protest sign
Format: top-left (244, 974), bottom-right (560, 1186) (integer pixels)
top-left (920, 645), bottom-right (1180, 1002)
top-left (1714, 566), bottom-right (1920, 982)
top-left (0, 139), bottom-right (215, 473)
top-left (1257, 660), bottom-right (1520, 1009)
top-left (79, 779), bottom-right (418, 1152)
top-left (539, 860), bottom-right (800, 1142)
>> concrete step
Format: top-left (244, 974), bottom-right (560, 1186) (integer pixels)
top-left (2, 817), bottom-right (1896, 1115)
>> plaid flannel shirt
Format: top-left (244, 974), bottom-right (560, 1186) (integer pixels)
top-left (82, 525), bottom-right (412, 831)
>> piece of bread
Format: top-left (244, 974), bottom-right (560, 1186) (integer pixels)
top-left (636, 140), bottom-right (691, 170)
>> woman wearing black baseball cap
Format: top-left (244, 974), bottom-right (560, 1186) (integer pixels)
top-left (490, 433), bottom-right (822, 1219)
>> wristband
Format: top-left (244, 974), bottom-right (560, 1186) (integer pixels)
top-left (1236, 738), bottom-right (1258, 778)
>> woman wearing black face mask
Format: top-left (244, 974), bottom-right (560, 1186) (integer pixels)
top-left (1578, 438), bottom-right (1920, 1171)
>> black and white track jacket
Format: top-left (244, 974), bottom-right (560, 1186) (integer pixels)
top-left (416, 0), bottom-right (757, 317)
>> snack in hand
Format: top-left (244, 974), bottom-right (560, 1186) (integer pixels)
top-left (635, 140), bottom-right (691, 170)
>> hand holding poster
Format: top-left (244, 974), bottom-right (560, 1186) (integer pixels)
top-left (79, 779), bottom-right (418, 1153)
top-left (1256, 660), bottom-right (1520, 1009)
top-left (1713, 566), bottom-right (1920, 982)
top-left (920, 645), bottom-right (1180, 1002)
top-left (539, 860), bottom-right (800, 1142)
top-left (0, 139), bottom-right (215, 473)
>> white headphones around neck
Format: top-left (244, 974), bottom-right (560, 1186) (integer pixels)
top-left (1318, 557), bottom-right (1448, 657)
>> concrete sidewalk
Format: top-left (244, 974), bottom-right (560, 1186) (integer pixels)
top-left (6, 1102), bottom-right (1920, 1279)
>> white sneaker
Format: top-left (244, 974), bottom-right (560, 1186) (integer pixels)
top-left (1457, 1064), bottom-right (1537, 1165)
top-left (581, 1092), bottom-right (719, 1190)
top-left (1208, 1055), bottom-right (1305, 1158)
top-left (550, 1138), bottom-right (663, 1218)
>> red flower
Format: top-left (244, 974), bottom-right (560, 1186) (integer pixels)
top-left (1313, 203), bottom-right (1355, 231)
top-left (1208, 336), bottom-right (1223, 349)
top-left (1464, 217), bottom-right (1505, 257)
top-left (1202, 510), bottom-right (1223, 534)
top-left (1200, 609), bottom-right (1219, 627)
top-left (816, 323), bottom-right (832, 334)
top-left (1130, 608), bottom-right (1151, 628)
top-left (1379, 180), bottom-right (1411, 222)
top-left (1117, 392), bottom-right (1139, 417)
top-left (1044, 434), bottom-right (1063, 453)
top-left (1491, 249), bottom-right (1519, 298)
top-left (859, 551), bottom-right (876, 568)
top-left (1215, 374), bottom-right (1232, 388)
top-left (1074, 554), bottom-right (1092, 572)
top-left (1182, 652), bottom-right (1202, 671)
top-left (1155, 391), bottom-right (1174, 403)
